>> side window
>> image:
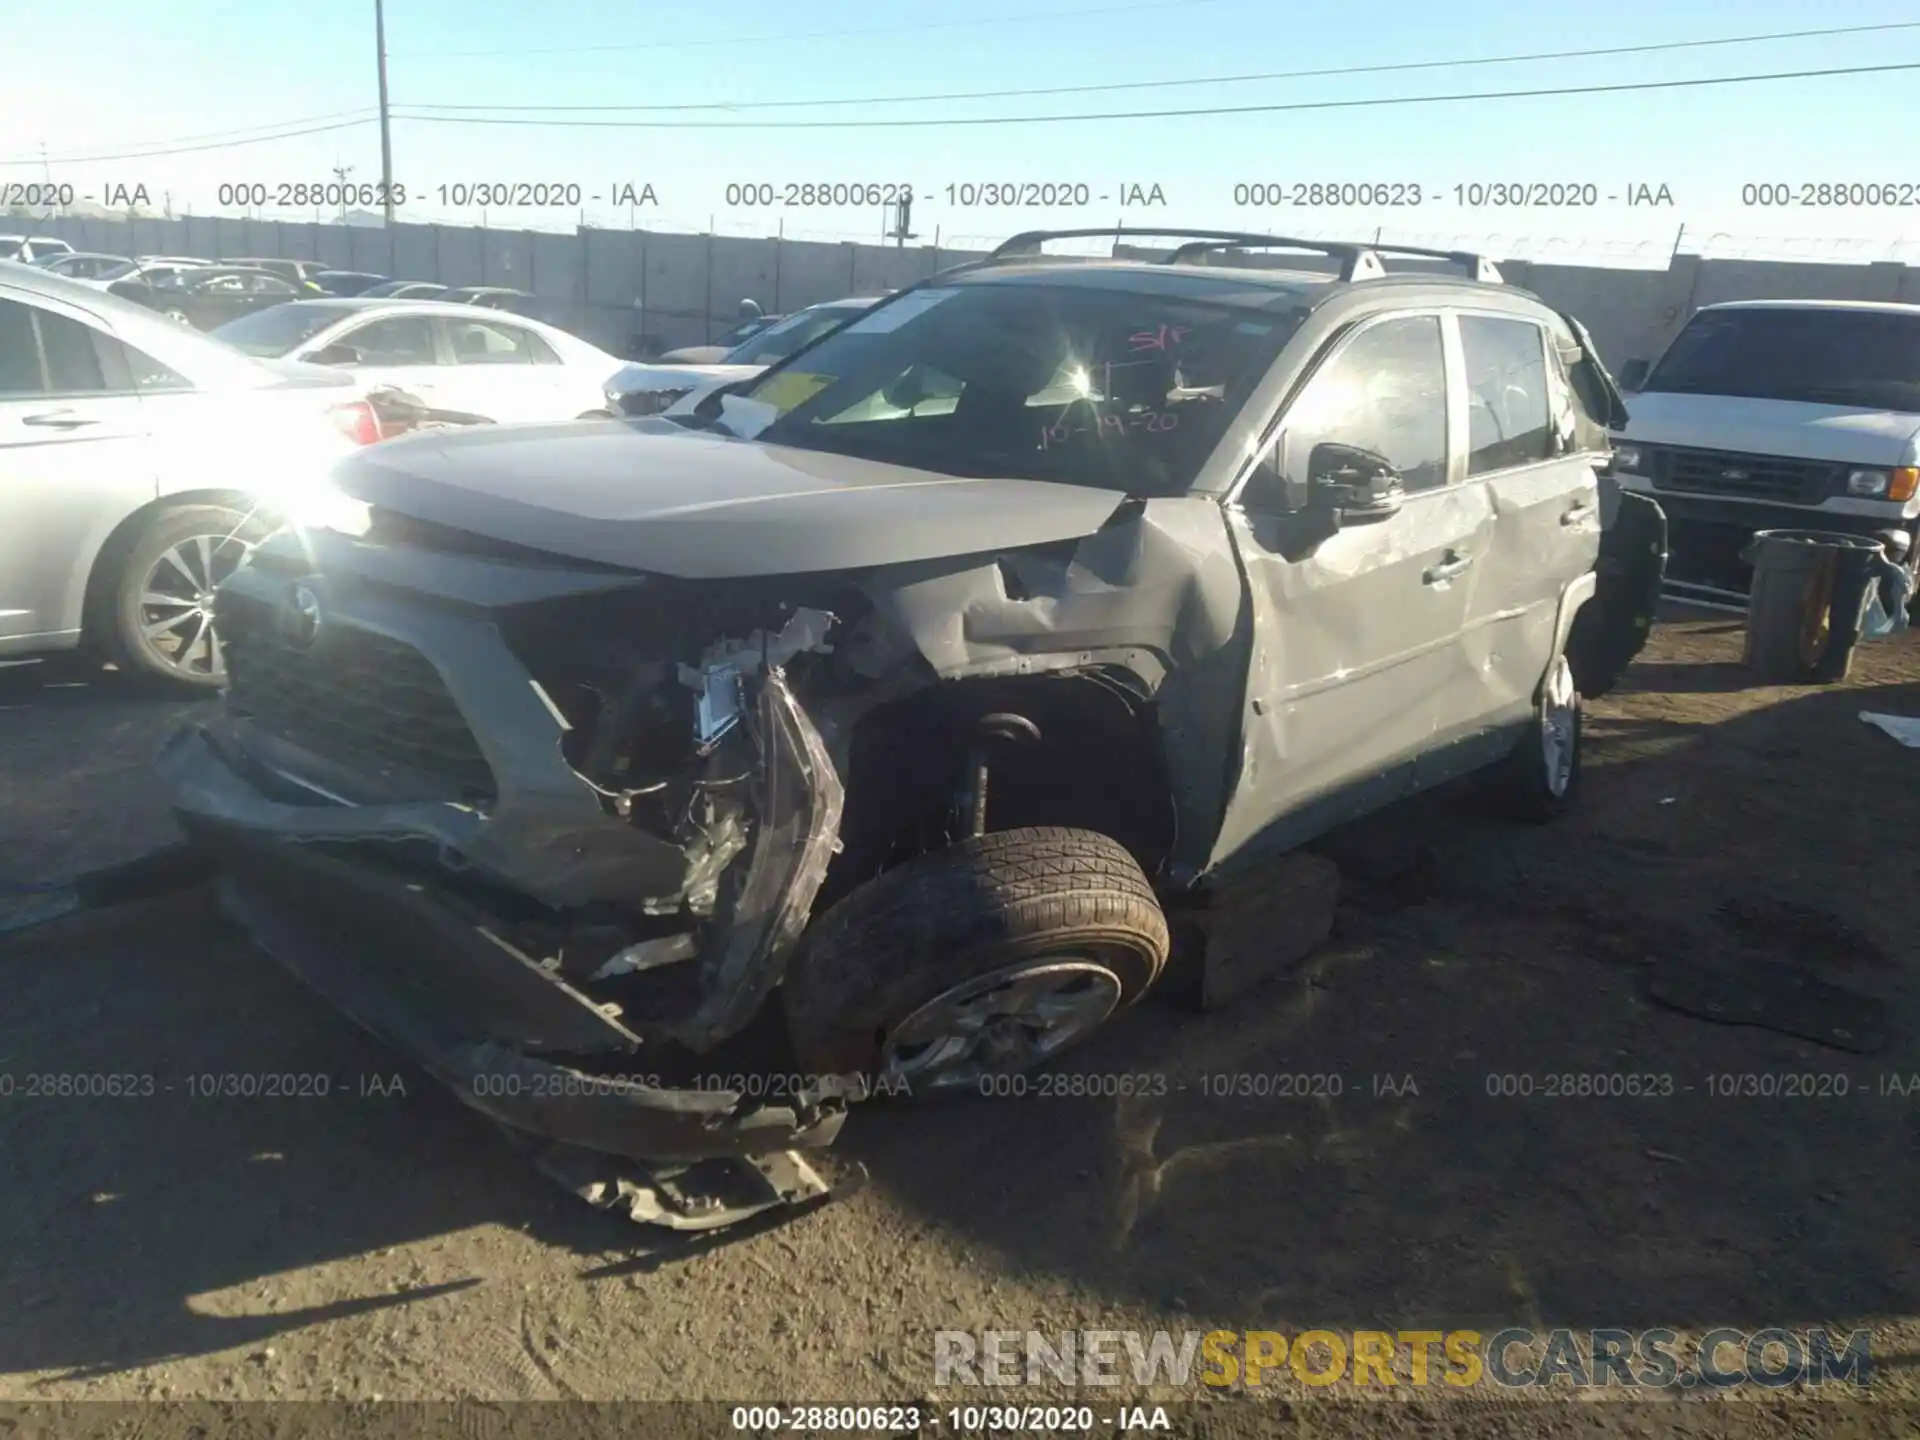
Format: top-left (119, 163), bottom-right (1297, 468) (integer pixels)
top-left (0, 299), bottom-right (47, 395)
top-left (36, 308), bottom-right (109, 395)
top-left (341, 316), bottom-right (437, 366)
top-left (523, 331), bottom-right (562, 365)
top-left (1284, 314), bottom-right (1449, 494)
top-left (1459, 315), bottom-right (1552, 475)
top-left (446, 319), bottom-right (536, 364)
top-left (119, 339), bottom-right (192, 391)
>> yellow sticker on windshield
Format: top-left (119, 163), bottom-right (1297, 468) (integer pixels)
top-left (755, 371), bottom-right (836, 414)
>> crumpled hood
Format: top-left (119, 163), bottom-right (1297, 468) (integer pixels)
top-left (330, 419), bottom-right (1128, 579)
top-left (1618, 390), bottom-right (1920, 466)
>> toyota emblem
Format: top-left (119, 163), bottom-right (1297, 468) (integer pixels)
top-left (280, 582), bottom-right (323, 650)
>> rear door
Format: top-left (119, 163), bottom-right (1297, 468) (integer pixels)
top-left (0, 291), bottom-right (158, 648)
top-left (432, 315), bottom-right (563, 421)
top-left (1214, 309), bottom-right (1494, 859)
top-left (1449, 308), bottom-right (1601, 720)
top-left (317, 312), bottom-right (443, 405)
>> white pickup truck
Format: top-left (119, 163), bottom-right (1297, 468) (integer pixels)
top-left (1607, 299), bottom-right (1920, 602)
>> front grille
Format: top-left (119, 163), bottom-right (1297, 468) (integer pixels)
top-left (226, 626), bottom-right (496, 802)
top-left (1652, 446), bottom-right (1837, 504)
top-left (615, 386), bottom-right (691, 417)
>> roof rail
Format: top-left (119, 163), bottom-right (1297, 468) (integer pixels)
top-left (987, 228), bottom-right (1502, 284)
top-left (991, 227), bottom-right (1358, 264)
top-left (1166, 238), bottom-right (1502, 284)
top-left (1162, 237), bottom-right (1374, 278)
top-left (1362, 243), bottom-right (1503, 284)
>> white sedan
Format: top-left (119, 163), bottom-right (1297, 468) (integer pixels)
top-left (213, 298), bottom-right (624, 424)
top-left (604, 296), bottom-right (883, 416)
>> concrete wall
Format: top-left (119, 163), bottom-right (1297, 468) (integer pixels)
top-left (37, 214), bottom-right (1920, 365)
top-left (39, 214), bottom-right (985, 358)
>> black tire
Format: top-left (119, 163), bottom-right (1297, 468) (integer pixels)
top-left (1497, 652), bottom-right (1582, 823)
top-left (98, 504), bottom-right (272, 691)
top-left (782, 826), bottom-right (1170, 1090)
top-left (576, 409), bottom-right (616, 420)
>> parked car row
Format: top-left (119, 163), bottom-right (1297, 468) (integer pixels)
top-left (0, 261), bottom-right (635, 687)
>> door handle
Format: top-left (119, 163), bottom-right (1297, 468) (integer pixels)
top-left (1561, 500), bottom-right (1598, 526)
top-left (1423, 551), bottom-right (1474, 584)
top-left (21, 410), bottom-right (99, 429)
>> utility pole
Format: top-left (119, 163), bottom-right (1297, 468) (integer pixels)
top-left (887, 194), bottom-right (916, 248)
top-left (332, 161), bottom-right (355, 222)
top-left (375, 0), bottom-right (395, 226)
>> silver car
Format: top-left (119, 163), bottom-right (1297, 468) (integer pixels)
top-left (0, 262), bottom-right (378, 688)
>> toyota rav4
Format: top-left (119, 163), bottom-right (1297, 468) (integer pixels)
top-left (155, 230), bottom-right (1666, 1227)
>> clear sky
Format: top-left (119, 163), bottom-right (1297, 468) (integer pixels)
top-left (7, 0), bottom-right (1920, 265)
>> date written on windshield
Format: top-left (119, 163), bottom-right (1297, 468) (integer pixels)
top-left (1230, 181), bottom-right (1677, 207)
top-left (1038, 409), bottom-right (1182, 448)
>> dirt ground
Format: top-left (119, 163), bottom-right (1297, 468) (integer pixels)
top-left (2, 613), bottom-right (1917, 1434)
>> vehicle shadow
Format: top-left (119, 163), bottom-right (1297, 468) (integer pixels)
top-left (838, 662), bottom-right (1920, 1347)
top-left (1, 637), bottom-right (1916, 1383)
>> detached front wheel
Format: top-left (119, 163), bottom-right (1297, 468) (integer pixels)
top-left (782, 827), bottom-right (1170, 1096)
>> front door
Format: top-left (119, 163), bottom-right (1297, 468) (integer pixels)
top-left (433, 316), bottom-right (560, 422)
top-left (0, 292), bottom-right (156, 648)
top-left (1212, 310), bottom-right (1494, 864)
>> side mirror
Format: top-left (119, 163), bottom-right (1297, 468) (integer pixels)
top-left (1618, 358), bottom-right (1650, 392)
top-left (1308, 442), bottom-right (1404, 523)
top-left (308, 343), bottom-right (361, 367)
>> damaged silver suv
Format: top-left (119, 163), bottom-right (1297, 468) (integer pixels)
top-left (156, 230), bottom-right (1665, 1227)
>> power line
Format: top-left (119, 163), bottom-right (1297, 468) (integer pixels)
top-left (400, 19), bottom-right (1920, 113)
top-left (393, 58), bottom-right (1920, 130)
top-left (0, 115), bottom-right (378, 168)
top-left (397, 0), bottom-right (1228, 58)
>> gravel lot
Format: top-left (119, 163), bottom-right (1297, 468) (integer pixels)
top-left (2, 617), bottom-right (1917, 1435)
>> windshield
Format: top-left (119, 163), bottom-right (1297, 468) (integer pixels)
top-left (1645, 307), bottom-right (1920, 411)
top-left (212, 303), bottom-right (354, 356)
top-left (726, 282), bottom-right (1300, 495)
top-left (725, 305), bottom-right (865, 365)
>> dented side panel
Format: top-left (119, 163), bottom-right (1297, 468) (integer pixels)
top-left (859, 497), bottom-right (1253, 883)
top-left (1211, 485), bottom-right (1495, 872)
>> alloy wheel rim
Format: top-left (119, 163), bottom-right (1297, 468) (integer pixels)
top-left (879, 958), bottom-right (1125, 1093)
top-left (136, 532), bottom-right (254, 680)
top-left (1540, 655), bottom-right (1578, 796)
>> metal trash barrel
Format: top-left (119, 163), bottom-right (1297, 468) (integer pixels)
top-left (1740, 530), bottom-right (1886, 683)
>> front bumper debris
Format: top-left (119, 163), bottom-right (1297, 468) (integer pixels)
top-left (149, 651), bottom-right (862, 1226)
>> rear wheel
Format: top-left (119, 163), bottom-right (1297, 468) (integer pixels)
top-left (782, 826), bottom-right (1169, 1096)
top-left (101, 504), bottom-right (271, 690)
